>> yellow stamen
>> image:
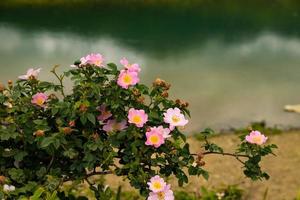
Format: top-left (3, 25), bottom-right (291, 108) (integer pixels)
top-left (150, 135), bottom-right (159, 144)
top-left (123, 74), bottom-right (132, 84)
top-left (132, 115), bottom-right (142, 124)
top-left (153, 181), bottom-right (162, 190)
top-left (172, 115), bottom-right (180, 123)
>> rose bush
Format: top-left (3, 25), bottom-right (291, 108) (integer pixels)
top-left (0, 54), bottom-right (277, 199)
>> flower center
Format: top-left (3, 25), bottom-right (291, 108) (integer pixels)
top-left (153, 181), bottom-right (162, 190)
top-left (150, 135), bottom-right (160, 144)
top-left (95, 60), bottom-right (102, 65)
top-left (36, 97), bottom-right (45, 105)
top-left (132, 115), bottom-right (142, 124)
top-left (252, 136), bottom-right (263, 144)
top-left (157, 191), bottom-right (165, 200)
top-left (172, 115), bottom-right (180, 123)
top-left (123, 74), bottom-right (132, 84)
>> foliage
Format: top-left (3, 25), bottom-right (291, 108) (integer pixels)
top-left (0, 56), bottom-right (276, 199)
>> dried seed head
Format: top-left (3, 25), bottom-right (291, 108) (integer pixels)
top-left (0, 83), bottom-right (5, 92)
top-left (0, 176), bottom-right (6, 184)
top-left (61, 127), bottom-right (73, 135)
top-left (132, 88), bottom-right (141, 96)
top-left (79, 104), bottom-right (88, 112)
top-left (34, 130), bottom-right (45, 137)
top-left (137, 96), bottom-right (145, 104)
top-left (161, 91), bottom-right (169, 98)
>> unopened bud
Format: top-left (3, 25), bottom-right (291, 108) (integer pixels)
top-left (92, 133), bottom-right (99, 140)
top-left (48, 94), bottom-right (58, 100)
top-left (0, 176), bottom-right (6, 184)
top-left (7, 80), bottom-right (13, 89)
top-left (146, 127), bottom-right (151, 132)
top-left (137, 96), bottom-right (145, 104)
top-left (34, 130), bottom-right (45, 137)
top-left (0, 83), bottom-right (5, 92)
top-left (79, 104), bottom-right (88, 112)
top-left (132, 88), bottom-right (141, 96)
top-left (197, 160), bottom-right (205, 166)
top-left (61, 127), bottom-right (73, 135)
top-left (69, 120), bottom-right (76, 127)
top-left (161, 91), bottom-right (169, 98)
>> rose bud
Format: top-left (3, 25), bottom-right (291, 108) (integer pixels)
top-left (197, 160), bottom-right (206, 166)
top-left (0, 176), bottom-right (6, 184)
top-left (79, 104), bottom-right (88, 112)
top-left (7, 80), bottom-right (13, 89)
top-left (137, 96), bottom-right (145, 104)
top-left (61, 127), bottom-right (73, 135)
top-left (92, 133), bottom-right (99, 140)
top-left (69, 120), bottom-right (76, 127)
top-left (132, 88), bottom-right (141, 96)
top-left (33, 130), bottom-right (45, 137)
top-left (48, 94), bottom-right (58, 100)
top-left (0, 83), bottom-right (5, 92)
top-left (161, 91), bottom-right (169, 98)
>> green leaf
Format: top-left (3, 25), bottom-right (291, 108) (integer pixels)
top-left (86, 113), bottom-right (96, 125)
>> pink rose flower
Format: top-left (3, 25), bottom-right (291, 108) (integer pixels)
top-left (120, 57), bottom-right (141, 72)
top-left (117, 70), bottom-right (139, 89)
top-left (103, 119), bottom-right (127, 133)
top-left (80, 53), bottom-right (105, 67)
top-left (145, 130), bottom-right (165, 148)
top-left (128, 108), bottom-right (148, 127)
top-left (18, 68), bottom-right (41, 80)
top-left (163, 107), bottom-right (188, 130)
top-left (97, 104), bottom-right (112, 121)
top-left (31, 93), bottom-right (48, 107)
top-left (147, 175), bottom-right (167, 193)
top-left (245, 130), bottom-right (268, 145)
top-left (148, 184), bottom-right (174, 200)
top-left (145, 126), bottom-right (171, 148)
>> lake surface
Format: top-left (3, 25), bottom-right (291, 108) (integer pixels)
top-left (1, 5), bottom-right (300, 132)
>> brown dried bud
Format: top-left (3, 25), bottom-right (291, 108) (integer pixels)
top-left (197, 152), bottom-right (204, 160)
top-left (164, 83), bottom-right (171, 90)
top-left (153, 78), bottom-right (163, 86)
top-left (175, 99), bottom-right (181, 105)
top-left (0, 176), bottom-right (6, 184)
top-left (161, 91), bottom-right (169, 98)
top-left (132, 88), bottom-right (141, 96)
top-left (69, 120), bottom-right (76, 127)
top-left (48, 94), bottom-right (58, 100)
top-left (197, 160), bottom-right (206, 167)
top-left (79, 104), bottom-right (88, 112)
top-left (92, 133), bottom-right (99, 140)
top-left (137, 96), bottom-right (145, 104)
top-left (146, 127), bottom-right (151, 132)
top-left (7, 80), bottom-right (13, 89)
top-left (34, 130), bottom-right (45, 137)
top-left (0, 83), bottom-right (5, 92)
top-left (61, 127), bottom-right (73, 135)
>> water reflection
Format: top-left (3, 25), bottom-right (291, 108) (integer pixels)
top-left (1, 25), bottom-right (300, 132)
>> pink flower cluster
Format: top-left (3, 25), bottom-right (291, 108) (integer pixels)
top-left (79, 53), bottom-right (105, 67)
top-left (117, 58), bottom-right (140, 89)
top-left (245, 130), bottom-right (268, 145)
top-left (147, 175), bottom-right (174, 200)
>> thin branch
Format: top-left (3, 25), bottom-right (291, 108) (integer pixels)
top-left (50, 65), bottom-right (66, 98)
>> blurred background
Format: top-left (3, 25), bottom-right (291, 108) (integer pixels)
top-left (1, 0), bottom-right (300, 132)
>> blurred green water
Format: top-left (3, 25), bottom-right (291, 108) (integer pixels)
top-left (1, 4), bottom-right (300, 131)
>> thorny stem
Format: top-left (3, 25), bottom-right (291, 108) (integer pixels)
top-left (51, 65), bottom-right (66, 98)
top-left (191, 152), bottom-right (249, 165)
